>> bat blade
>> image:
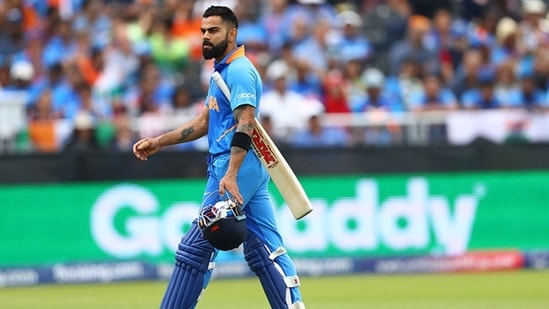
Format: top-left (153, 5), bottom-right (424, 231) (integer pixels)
top-left (251, 118), bottom-right (313, 220)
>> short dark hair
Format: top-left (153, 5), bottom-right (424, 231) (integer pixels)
top-left (203, 6), bottom-right (239, 29)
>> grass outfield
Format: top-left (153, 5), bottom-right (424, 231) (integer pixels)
top-left (1, 271), bottom-right (549, 308)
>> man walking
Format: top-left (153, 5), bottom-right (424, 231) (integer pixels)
top-left (133, 6), bottom-right (305, 309)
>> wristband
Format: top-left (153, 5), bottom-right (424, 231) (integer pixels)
top-left (231, 132), bottom-right (252, 151)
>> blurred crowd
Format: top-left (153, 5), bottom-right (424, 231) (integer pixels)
top-left (1, 0), bottom-right (549, 153)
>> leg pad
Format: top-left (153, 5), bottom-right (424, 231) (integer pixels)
top-left (160, 222), bottom-right (215, 309)
top-left (244, 232), bottom-right (301, 309)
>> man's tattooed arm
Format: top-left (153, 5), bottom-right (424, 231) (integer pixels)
top-left (179, 126), bottom-right (195, 142)
top-left (153, 106), bottom-right (209, 147)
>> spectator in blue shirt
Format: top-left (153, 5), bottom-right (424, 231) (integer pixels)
top-left (352, 68), bottom-right (403, 146)
top-left (259, 0), bottom-right (293, 55)
top-left (287, 0), bottom-right (338, 31)
top-left (72, 0), bottom-right (112, 49)
top-left (408, 72), bottom-right (458, 111)
top-left (330, 10), bottom-right (372, 65)
top-left (287, 60), bottom-right (323, 100)
top-left (449, 48), bottom-right (483, 99)
top-left (234, 2), bottom-right (268, 55)
top-left (508, 71), bottom-right (548, 111)
top-left (352, 68), bottom-right (404, 113)
top-left (491, 17), bottom-right (519, 65)
top-left (42, 20), bottom-right (77, 69)
top-left (292, 17), bottom-right (332, 80)
top-left (290, 112), bottom-right (350, 148)
top-left (28, 62), bottom-right (79, 119)
top-left (123, 62), bottom-right (174, 116)
top-left (494, 60), bottom-right (520, 104)
top-left (389, 15), bottom-right (439, 75)
top-left (385, 57), bottom-right (424, 111)
top-left (408, 71), bottom-right (457, 145)
top-left (461, 69), bottom-right (504, 109)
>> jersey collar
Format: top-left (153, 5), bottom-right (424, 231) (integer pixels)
top-left (214, 45), bottom-right (245, 72)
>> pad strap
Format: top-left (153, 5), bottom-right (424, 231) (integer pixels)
top-left (269, 247), bottom-right (287, 260)
top-left (284, 276), bottom-right (300, 288)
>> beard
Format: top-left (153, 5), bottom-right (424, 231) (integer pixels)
top-left (202, 36), bottom-right (229, 60)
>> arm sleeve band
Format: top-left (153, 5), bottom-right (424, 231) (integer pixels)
top-left (231, 132), bottom-right (252, 151)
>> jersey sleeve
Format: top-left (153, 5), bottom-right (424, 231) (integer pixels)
top-left (228, 64), bottom-right (259, 110)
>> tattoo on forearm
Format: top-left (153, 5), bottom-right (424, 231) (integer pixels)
top-left (179, 127), bottom-right (195, 141)
top-left (237, 123), bottom-right (254, 135)
top-left (233, 105), bottom-right (255, 135)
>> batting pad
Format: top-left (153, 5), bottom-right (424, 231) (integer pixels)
top-left (244, 232), bottom-right (303, 309)
top-left (160, 222), bottom-right (216, 309)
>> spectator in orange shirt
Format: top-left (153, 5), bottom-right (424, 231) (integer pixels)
top-left (27, 89), bottom-right (62, 153)
top-left (169, 0), bottom-right (203, 61)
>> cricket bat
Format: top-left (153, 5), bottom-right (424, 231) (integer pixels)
top-left (212, 71), bottom-right (313, 220)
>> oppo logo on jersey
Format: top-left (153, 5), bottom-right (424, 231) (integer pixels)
top-left (236, 93), bottom-right (256, 99)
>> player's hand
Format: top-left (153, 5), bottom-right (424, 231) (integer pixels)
top-left (133, 138), bottom-right (161, 161)
top-left (219, 173), bottom-right (243, 205)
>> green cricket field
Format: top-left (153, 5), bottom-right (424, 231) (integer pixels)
top-left (1, 270), bottom-right (548, 308)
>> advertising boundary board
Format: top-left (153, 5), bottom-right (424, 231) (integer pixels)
top-left (3, 172), bottom-right (549, 266)
top-left (0, 250), bottom-right (536, 288)
top-left (2, 171), bottom-right (549, 287)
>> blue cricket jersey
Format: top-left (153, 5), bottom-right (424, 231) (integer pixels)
top-left (205, 46), bottom-right (262, 156)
